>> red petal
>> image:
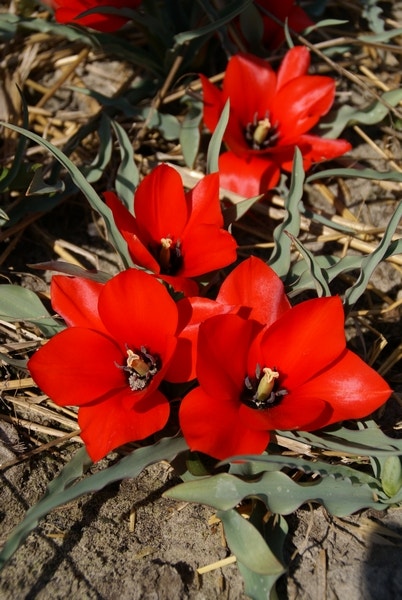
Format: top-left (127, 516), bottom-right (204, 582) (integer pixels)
top-left (180, 224), bottom-right (237, 278)
top-left (290, 134), bottom-right (352, 170)
top-left (134, 164), bottom-right (188, 243)
top-left (185, 172), bottom-right (223, 228)
top-left (54, 9), bottom-right (128, 33)
top-left (257, 296), bottom-right (347, 390)
top-left (51, 275), bottom-right (105, 332)
top-left (259, 3), bottom-right (313, 49)
top-left (218, 151), bottom-right (280, 197)
top-left (52, 0), bottom-right (141, 32)
top-left (293, 349), bottom-right (391, 428)
top-left (166, 296), bottom-right (239, 383)
top-left (200, 73), bottom-right (226, 133)
top-left (240, 393), bottom-right (330, 431)
top-left (28, 328), bottom-right (126, 406)
top-left (276, 46), bottom-right (310, 90)
top-left (217, 257), bottom-right (291, 325)
top-left (196, 314), bottom-right (256, 400)
top-left (105, 191), bottom-right (160, 272)
top-left (156, 273), bottom-right (199, 296)
top-left (223, 54), bottom-right (277, 124)
top-left (78, 388), bottom-right (170, 461)
top-left (273, 76), bottom-right (335, 140)
top-left (98, 269), bottom-right (178, 356)
top-left (179, 387), bottom-right (269, 459)
top-left (287, 6), bottom-right (314, 33)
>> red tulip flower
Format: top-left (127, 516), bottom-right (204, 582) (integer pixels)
top-left (256, 0), bottom-right (313, 49)
top-left (169, 256), bottom-right (291, 382)
top-left (28, 269), bottom-right (179, 462)
top-left (179, 296), bottom-right (391, 460)
top-left (42, 0), bottom-right (141, 32)
top-left (200, 46), bottom-right (352, 197)
top-left (104, 165), bottom-right (238, 295)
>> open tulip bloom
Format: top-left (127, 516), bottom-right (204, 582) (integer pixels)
top-left (200, 46), bottom-right (352, 197)
top-left (179, 262), bottom-right (391, 460)
top-left (105, 164), bottom-right (238, 295)
top-left (28, 269), bottom-right (182, 462)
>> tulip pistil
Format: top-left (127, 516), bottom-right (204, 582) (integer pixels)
top-left (245, 113), bottom-right (280, 150)
top-left (157, 236), bottom-right (183, 275)
top-left (242, 364), bottom-right (287, 410)
top-left (121, 347), bottom-right (160, 391)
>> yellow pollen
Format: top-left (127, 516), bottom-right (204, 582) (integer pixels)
top-left (255, 367), bottom-right (279, 402)
top-left (126, 349), bottom-right (150, 377)
top-left (253, 118), bottom-right (272, 146)
top-left (159, 237), bottom-right (173, 270)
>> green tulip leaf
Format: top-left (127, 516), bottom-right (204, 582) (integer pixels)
top-left (166, 470), bottom-right (383, 517)
top-left (139, 107), bottom-right (180, 141)
top-left (81, 114), bottom-right (113, 184)
top-left (207, 98), bottom-right (230, 174)
top-left (226, 455), bottom-right (381, 489)
top-left (222, 193), bottom-right (263, 227)
top-left (269, 147), bottom-right (304, 277)
top-left (284, 232), bottom-right (331, 297)
top-left (238, 514), bottom-right (288, 600)
top-left (217, 508), bottom-right (285, 575)
top-left (381, 456), bottom-right (402, 498)
top-left (359, 27), bottom-right (402, 42)
top-left (306, 166), bottom-right (402, 184)
top-left (25, 166), bottom-right (65, 195)
top-left (278, 422), bottom-right (402, 456)
top-left (111, 119), bottom-right (139, 211)
top-left (320, 88), bottom-right (402, 139)
top-left (0, 285), bottom-right (64, 337)
top-left (180, 96), bottom-right (203, 169)
top-left (344, 195), bottom-right (402, 308)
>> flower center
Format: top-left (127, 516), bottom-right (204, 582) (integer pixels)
top-left (121, 347), bottom-right (161, 391)
top-left (241, 365), bottom-right (287, 410)
top-left (244, 113), bottom-right (279, 150)
top-left (157, 236), bottom-right (183, 275)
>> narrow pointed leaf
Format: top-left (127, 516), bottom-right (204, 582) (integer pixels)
top-left (81, 114), bottom-right (113, 184)
top-left (111, 119), bottom-right (139, 211)
top-left (207, 98), bottom-right (230, 174)
top-left (180, 97), bottom-right (202, 169)
top-left (278, 422), bottom-right (402, 456)
top-left (285, 232), bottom-right (331, 297)
top-left (307, 167), bottom-right (402, 183)
top-left (226, 455), bottom-right (380, 488)
top-left (269, 147), bottom-right (304, 277)
top-left (344, 198), bottom-right (402, 307)
top-left (238, 515), bottom-right (288, 600)
top-left (217, 508), bottom-right (284, 575)
top-left (320, 88), bottom-right (402, 139)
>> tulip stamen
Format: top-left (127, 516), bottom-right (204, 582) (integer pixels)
top-left (157, 236), bottom-right (183, 275)
top-left (242, 364), bottom-right (287, 410)
top-left (117, 346), bottom-right (160, 391)
top-left (244, 113), bottom-right (280, 150)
